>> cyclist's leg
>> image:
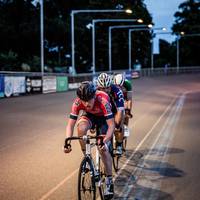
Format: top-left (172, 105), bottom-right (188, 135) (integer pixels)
top-left (77, 114), bottom-right (92, 152)
top-left (96, 120), bottom-right (113, 176)
top-left (96, 118), bottom-right (114, 197)
top-left (124, 100), bottom-right (129, 125)
top-left (125, 99), bottom-right (133, 119)
top-left (114, 110), bottom-right (125, 155)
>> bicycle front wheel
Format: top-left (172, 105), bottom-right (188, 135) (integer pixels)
top-left (78, 157), bottom-right (96, 200)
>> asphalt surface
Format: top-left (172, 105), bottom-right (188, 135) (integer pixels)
top-left (0, 74), bottom-right (200, 200)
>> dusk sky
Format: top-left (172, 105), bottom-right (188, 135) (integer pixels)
top-left (144, 0), bottom-right (184, 53)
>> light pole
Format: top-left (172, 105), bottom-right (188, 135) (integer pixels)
top-left (71, 9), bottom-right (132, 74)
top-left (128, 27), bottom-right (166, 71)
top-left (109, 24), bottom-right (151, 72)
top-left (40, 0), bottom-right (44, 76)
top-left (92, 19), bottom-right (141, 74)
top-left (176, 35), bottom-right (180, 72)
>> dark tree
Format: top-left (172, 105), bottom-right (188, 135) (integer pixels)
top-left (172, 0), bottom-right (200, 66)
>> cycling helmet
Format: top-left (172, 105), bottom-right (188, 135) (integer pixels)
top-left (97, 73), bottom-right (112, 88)
top-left (77, 81), bottom-right (96, 101)
top-left (114, 74), bottom-right (125, 86)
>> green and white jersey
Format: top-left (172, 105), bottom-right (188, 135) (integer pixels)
top-left (121, 79), bottom-right (132, 100)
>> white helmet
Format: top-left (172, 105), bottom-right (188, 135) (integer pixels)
top-left (114, 74), bottom-right (125, 86)
top-left (97, 73), bottom-right (112, 88)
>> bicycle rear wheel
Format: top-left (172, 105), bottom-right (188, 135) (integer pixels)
top-left (78, 157), bottom-right (96, 200)
top-left (112, 139), bottom-right (122, 172)
top-left (112, 153), bottom-right (121, 172)
top-left (122, 137), bottom-right (127, 153)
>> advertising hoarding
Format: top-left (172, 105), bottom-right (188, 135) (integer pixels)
top-left (56, 76), bottom-right (68, 92)
top-left (26, 77), bottom-right (42, 94)
top-left (0, 75), bottom-right (4, 98)
top-left (4, 76), bottom-right (25, 97)
top-left (43, 76), bottom-right (56, 93)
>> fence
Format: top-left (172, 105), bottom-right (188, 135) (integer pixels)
top-left (0, 66), bottom-right (200, 98)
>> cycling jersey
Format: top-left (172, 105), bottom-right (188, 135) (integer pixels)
top-left (97, 84), bottom-right (124, 114)
top-left (121, 79), bottom-right (132, 100)
top-left (109, 84), bottom-right (124, 112)
top-left (70, 90), bottom-right (113, 120)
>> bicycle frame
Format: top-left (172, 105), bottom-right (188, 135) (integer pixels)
top-left (65, 135), bottom-right (106, 200)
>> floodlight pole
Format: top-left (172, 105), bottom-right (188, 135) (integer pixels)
top-left (92, 19), bottom-right (138, 74)
top-left (128, 28), bottom-right (166, 71)
top-left (109, 25), bottom-right (148, 72)
top-left (40, 0), bottom-right (44, 76)
top-left (71, 9), bottom-right (126, 74)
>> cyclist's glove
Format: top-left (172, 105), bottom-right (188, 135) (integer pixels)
top-left (64, 138), bottom-right (71, 150)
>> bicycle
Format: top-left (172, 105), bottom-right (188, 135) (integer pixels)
top-left (112, 112), bottom-right (131, 172)
top-left (65, 135), bottom-right (108, 200)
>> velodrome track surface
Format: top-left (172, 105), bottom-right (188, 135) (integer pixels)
top-left (0, 74), bottom-right (200, 200)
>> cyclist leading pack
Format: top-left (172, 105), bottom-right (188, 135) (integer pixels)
top-left (64, 81), bottom-right (115, 199)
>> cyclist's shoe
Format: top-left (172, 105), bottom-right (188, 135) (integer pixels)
top-left (104, 177), bottom-right (114, 199)
top-left (115, 144), bottom-right (123, 155)
top-left (124, 125), bottom-right (130, 137)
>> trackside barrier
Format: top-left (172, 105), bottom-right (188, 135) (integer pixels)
top-left (57, 76), bottom-right (68, 92)
top-left (0, 75), bottom-right (4, 98)
top-left (0, 66), bottom-right (200, 98)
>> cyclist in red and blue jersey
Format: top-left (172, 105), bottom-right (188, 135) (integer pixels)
top-left (64, 81), bottom-right (114, 198)
top-left (97, 73), bottom-right (125, 155)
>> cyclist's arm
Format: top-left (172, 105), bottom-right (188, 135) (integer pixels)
top-left (124, 80), bottom-right (133, 111)
top-left (124, 80), bottom-right (133, 101)
top-left (66, 98), bottom-right (80, 138)
top-left (115, 109), bottom-right (125, 129)
top-left (66, 118), bottom-right (76, 138)
top-left (99, 95), bottom-right (115, 142)
top-left (126, 91), bottom-right (132, 100)
top-left (114, 86), bottom-right (125, 128)
top-left (104, 117), bottom-right (115, 143)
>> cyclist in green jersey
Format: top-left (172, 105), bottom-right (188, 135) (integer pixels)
top-left (114, 73), bottom-right (133, 122)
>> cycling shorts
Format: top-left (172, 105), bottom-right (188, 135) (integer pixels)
top-left (78, 112), bottom-right (108, 135)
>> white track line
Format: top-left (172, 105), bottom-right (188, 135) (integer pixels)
top-left (114, 95), bottom-right (178, 182)
top-left (122, 94), bottom-right (185, 199)
top-left (38, 169), bottom-right (78, 200)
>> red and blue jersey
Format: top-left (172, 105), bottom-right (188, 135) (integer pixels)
top-left (69, 90), bottom-right (113, 120)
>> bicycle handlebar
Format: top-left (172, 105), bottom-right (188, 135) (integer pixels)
top-left (64, 135), bottom-right (105, 148)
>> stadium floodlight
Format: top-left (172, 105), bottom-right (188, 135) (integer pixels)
top-left (71, 9), bottom-right (132, 74)
top-left (91, 18), bottom-right (142, 74)
top-left (128, 27), bottom-right (166, 71)
top-left (108, 24), bottom-right (152, 72)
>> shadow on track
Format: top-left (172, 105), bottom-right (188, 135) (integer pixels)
top-left (113, 147), bottom-right (185, 199)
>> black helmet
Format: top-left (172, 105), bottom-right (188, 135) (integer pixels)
top-left (77, 81), bottom-right (96, 101)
